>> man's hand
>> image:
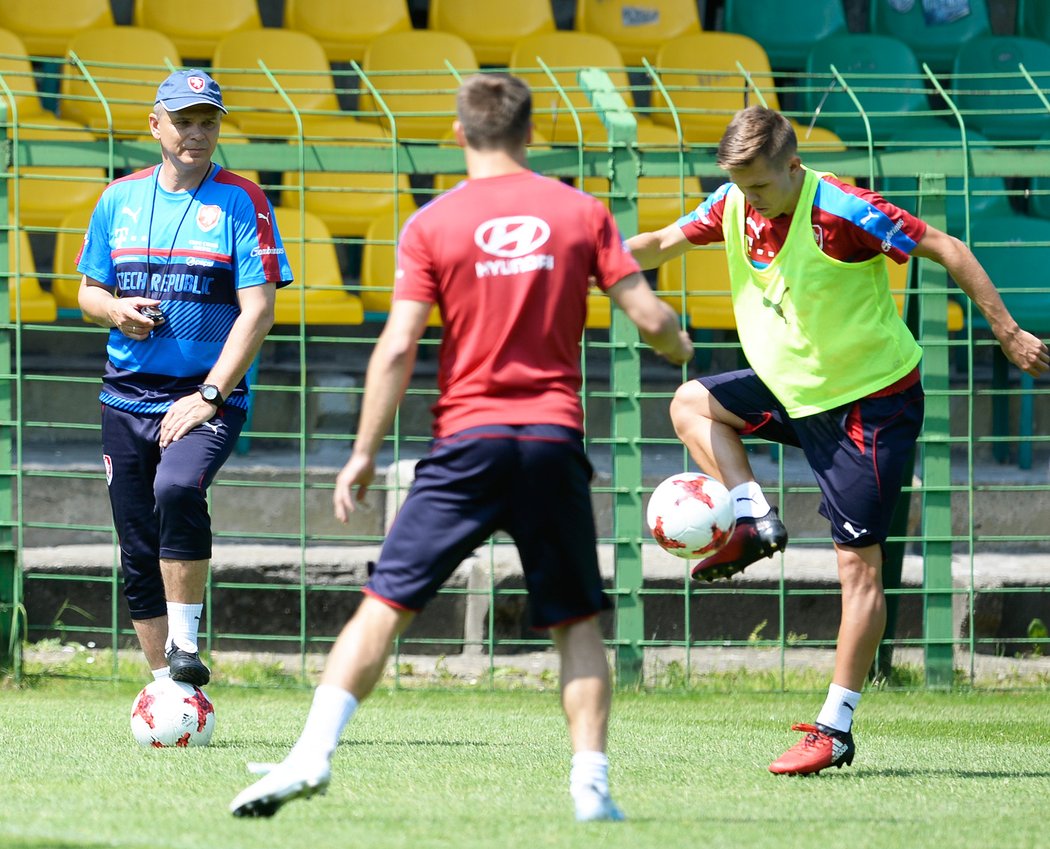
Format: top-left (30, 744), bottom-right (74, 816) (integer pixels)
top-left (159, 393), bottom-right (220, 448)
top-left (999, 327), bottom-right (1050, 378)
top-left (110, 298), bottom-right (164, 341)
top-left (333, 453), bottom-right (376, 523)
top-left (658, 329), bottom-right (695, 366)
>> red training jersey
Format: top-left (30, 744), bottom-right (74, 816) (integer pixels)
top-left (394, 170), bottom-right (640, 437)
top-left (678, 174), bottom-right (928, 266)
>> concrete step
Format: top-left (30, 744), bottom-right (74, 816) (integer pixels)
top-left (19, 447), bottom-right (1050, 550)
top-left (22, 540), bottom-right (1050, 659)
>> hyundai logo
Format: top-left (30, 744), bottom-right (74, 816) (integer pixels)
top-left (474, 216), bottom-right (551, 258)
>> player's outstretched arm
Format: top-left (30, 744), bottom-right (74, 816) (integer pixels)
top-left (912, 226), bottom-right (1050, 377)
top-left (606, 272), bottom-right (693, 365)
top-left (625, 222), bottom-right (693, 270)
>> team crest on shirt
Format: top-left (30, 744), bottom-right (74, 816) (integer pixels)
top-left (196, 204), bottom-right (222, 232)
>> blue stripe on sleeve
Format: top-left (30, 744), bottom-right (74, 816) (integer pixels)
top-left (676, 182), bottom-right (731, 229)
top-left (814, 180), bottom-right (917, 254)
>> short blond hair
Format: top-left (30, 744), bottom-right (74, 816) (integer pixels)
top-left (716, 106), bottom-right (797, 170)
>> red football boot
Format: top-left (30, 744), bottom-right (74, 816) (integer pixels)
top-left (768, 723), bottom-right (856, 775)
top-left (690, 507), bottom-right (788, 581)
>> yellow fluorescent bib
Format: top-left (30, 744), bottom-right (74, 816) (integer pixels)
top-left (723, 167), bottom-right (922, 418)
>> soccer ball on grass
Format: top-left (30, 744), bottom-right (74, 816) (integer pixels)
top-left (646, 472), bottom-right (735, 559)
top-left (130, 678), bottom-right (215, 748)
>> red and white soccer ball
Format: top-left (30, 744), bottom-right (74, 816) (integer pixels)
top-left (646, 472), bottom-right (735, 559)
top-left (130, 679), bottom-right (215, 748)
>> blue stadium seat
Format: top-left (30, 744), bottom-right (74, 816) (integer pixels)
top-left (723, 0), bottom-right (847, 73)
top-left (879, 126), bottom-right (1011, 236)
top-left (1018, 0), bottom-right (1050, 42)
top-left (870, 0), bottom-right (990, 74)
top-left (803, 34), bottom-right (941, 143)
top-left (951, 35), bottom-right (1050, 142)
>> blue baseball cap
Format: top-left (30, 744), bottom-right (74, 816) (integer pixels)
top-left (155, 69), bottom-right (227, 114)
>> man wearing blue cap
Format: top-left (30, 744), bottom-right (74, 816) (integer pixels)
top-left (77, 69), bottom-right (293, 686)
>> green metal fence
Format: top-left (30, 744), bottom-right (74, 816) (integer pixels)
top-left (2, 51), bottom-right (1050, 690)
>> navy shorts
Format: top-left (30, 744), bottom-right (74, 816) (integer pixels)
top-left (699, 369), bottom-right (925, 548)
top-left (101, 403), bottom-right (245, 619)
top-left (367, 424), bottom-right (611, 629)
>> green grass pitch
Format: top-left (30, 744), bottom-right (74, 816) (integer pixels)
top-left (2, 679), bottom-right (1050, 849)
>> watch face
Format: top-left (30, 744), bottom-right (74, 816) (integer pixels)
top-left (200, 385), bottom-right (220, 402)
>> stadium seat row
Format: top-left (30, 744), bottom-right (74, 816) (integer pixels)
top-left (9, 20), bottom-right (1048, 148)
top-left (2, 0), bottom-right (1048, 73)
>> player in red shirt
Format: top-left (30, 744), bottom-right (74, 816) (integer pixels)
top-left (230, 73), bottom-right (692, 822)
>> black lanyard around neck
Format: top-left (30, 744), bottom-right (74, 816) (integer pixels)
top-left (144, 162), bottom-right (213, 299)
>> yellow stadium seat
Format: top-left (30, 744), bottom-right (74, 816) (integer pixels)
top-left (51, 202), bottom-right (95, 310)
top-left (212, 29), bottom-right (345, 138)
top-left (272, 207), bottom-right (364, 325)
top-left (9, 121), bottom-right (107, 229)
top-left (359, 31), bottom-right (479, 141)
top-left (283, 0), bottom-right (412, 64)
top-left (280, 117), bottom-right (417, 238)
top-left (656, 245), bottom-right (736, 330)
top-left (582, 122), bottom-right (702, 233)
top-left (651, 32), bottom-right (778, 145)
top-left (509, 31), bottom-right (637, 144)
top-left (0, 27), bottom-right (66, 124)
top-left (6, 229), bottom-right (57, 322)
top-left (0, 0), bottom-right (113, 57)
top-left (213, 123), bottom-right (262, 187)
top-left (133, 0), bottom-right (260, 62)
top-left (575, 0), bottom-right (701, 67)
top-left (360, 214), bottom-right (440, 325)
top-left (428, 0), bottom-right (555, 66)
top-left (584, 288), bottom-right (613, 330)
top-left (60, 27), bottom-right (182, 138)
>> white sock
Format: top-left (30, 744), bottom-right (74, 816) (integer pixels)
top-left (570, 750), bottom-right (610, 799)
top-left (816, 683), bottom-right (862, 733)
top-left (166, 602), bottom-right (204, 653)
top-left (729, 481), bottom-right (771, 520)
top-left (288, 684), bottom-right (359, 763)
top-left (151, 666), bottom-right (171, 681)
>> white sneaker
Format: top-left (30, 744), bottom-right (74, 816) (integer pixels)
top-left (229, 756), bottom-right (331, 818)
top-left (574, 788), bottom-right (626, 822)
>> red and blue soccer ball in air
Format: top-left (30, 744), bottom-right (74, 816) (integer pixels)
top-left (646, 472), bottom-right (735, 559)
top-left (130, 679), bottom-right (215, 748)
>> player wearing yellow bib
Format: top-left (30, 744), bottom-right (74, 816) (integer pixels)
top-left (628, 106), bottom-right (1049, 775)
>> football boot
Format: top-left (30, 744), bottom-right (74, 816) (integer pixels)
top-left (690, 507), bottom-right (788, 582)
top-left (768, 723), bottom-right (855, 775)
top-left (230, 758), bottom-right (331, 818)
top-left (166, 645), bottom-right (211, 687)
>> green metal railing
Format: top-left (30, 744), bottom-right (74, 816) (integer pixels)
top-left (2, 53), bottom-right (1049, 690)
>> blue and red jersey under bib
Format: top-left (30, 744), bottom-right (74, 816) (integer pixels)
top-left (677, 174), bottom-right (927, 266)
